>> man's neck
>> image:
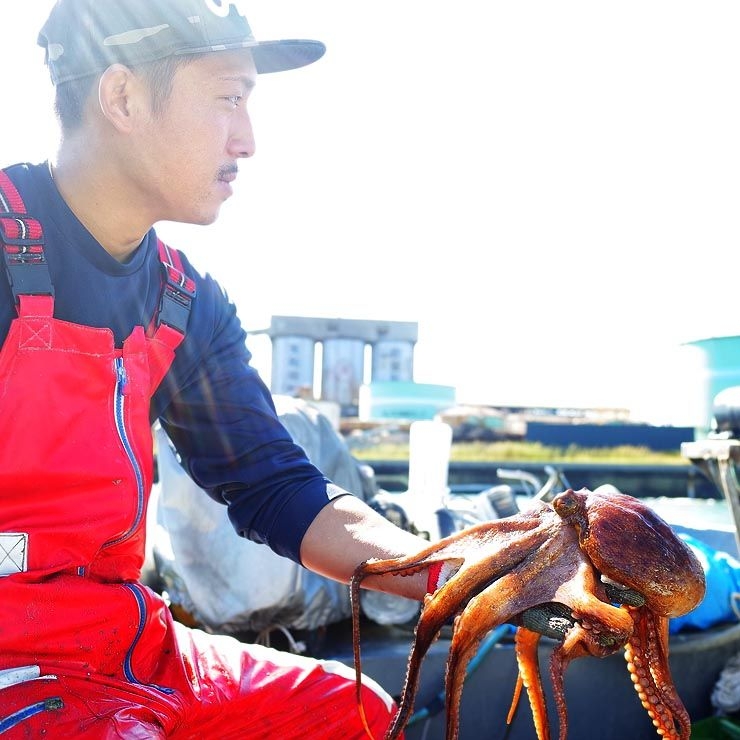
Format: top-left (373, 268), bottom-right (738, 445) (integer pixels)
top-left (50, 152), bottom-right (151, 263)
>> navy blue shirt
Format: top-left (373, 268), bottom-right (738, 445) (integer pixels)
top-left (2, 162), bottom-right (340, 564)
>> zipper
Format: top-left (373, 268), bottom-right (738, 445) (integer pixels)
top-left (104, 357), bottom-right (145, 548)
top-left (107, 365), bottom-right (173, 695)
top-left (122, 583), bottom-right (174, 694)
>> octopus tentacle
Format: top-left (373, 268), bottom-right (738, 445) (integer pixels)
top-left (442, 553), bottom-right (591, 740)
top-left (624, 607), bottom-right (690, 740)
top-left (351, 514), bottom-right (559, 738)
top-left (383, 588), bottom-right (462, 739)
top-left (350, 561), bottom-right (373, 737)
top-left (350, 556), bottom-right (463, 739)
top-left (513, 627), bottom-right (550, 740)
top-left (549, 623), bottom-right (597, 740)
top-left (443, 583), bottom-right (521, 740)
top-left (546, 591), bottom-right (634, 739)
top-left (392, 553), bottom-right (552, 739)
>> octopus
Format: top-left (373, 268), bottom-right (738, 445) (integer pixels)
top-left (350, 486), bottom-right (706, 740)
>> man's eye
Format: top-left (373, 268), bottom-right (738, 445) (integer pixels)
top-left (225, 96), bottom-right (242, 107)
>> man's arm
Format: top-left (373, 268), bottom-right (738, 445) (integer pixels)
top-left (301, 495), bottom-right (579, 641)
top-left (300, 494), bottom-right (431, 601)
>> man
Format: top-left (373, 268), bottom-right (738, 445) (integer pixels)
top-left (0, 1), bottom-right (435, 737)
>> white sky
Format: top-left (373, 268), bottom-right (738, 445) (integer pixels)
top-left (3, 1), bottom-right (740, 425)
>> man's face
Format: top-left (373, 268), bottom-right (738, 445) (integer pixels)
top-left (135, 49), bottom-right (257, 226)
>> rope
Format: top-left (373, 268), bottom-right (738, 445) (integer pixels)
top-left (712, 648), bottom-right (740, 714)
top-left (407, 624), bottom-right (513, 730)
top-left (731, 592), bottom-right (740, 622)
top-left (253, 624), bottom-right (307, 654)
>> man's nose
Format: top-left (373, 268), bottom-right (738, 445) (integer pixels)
top-left (230, 109), bottom-right (255, 158)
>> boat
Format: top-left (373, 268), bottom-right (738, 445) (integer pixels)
top-left (150, 401), bottom-right (740, 740)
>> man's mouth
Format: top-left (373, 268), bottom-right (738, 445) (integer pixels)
top-left (218, 165), bottom-right (238, 184)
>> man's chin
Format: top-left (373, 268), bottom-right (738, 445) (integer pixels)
top-left (187, 206), bottom-right (222, 227)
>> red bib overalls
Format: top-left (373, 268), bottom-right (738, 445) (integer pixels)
top-left (0, 171), bottom-right (396, 739)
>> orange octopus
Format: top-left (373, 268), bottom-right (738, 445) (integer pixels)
top-left (351, 486), bottom-right (705, 740)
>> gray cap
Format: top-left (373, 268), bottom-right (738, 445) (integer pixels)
top-left (38, 0), bottom-right (326, 85)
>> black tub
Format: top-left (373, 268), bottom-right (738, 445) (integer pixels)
top-left (329, 619), bottom-right (740, 740)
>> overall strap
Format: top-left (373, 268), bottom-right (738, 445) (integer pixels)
top-left (145, 240), bottom-right (197, 393)
top-left (155, 240), bottom-right (196, 339)
top-left (0, 170), bottom-right (53, 317)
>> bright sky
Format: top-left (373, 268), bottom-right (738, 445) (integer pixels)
top-left (3, 1), bottom-right (740, 426)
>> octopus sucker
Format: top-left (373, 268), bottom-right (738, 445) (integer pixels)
top-left (351, 487), bottom-right (705, 740)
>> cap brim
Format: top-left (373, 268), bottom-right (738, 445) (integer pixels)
top-left (248, 39), bottom-right (326, 74)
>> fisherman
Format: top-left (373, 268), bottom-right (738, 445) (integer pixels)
top-left (0, 1), bottom-right (442, 736)
top-left (0, 1), bottom-right (573, 736)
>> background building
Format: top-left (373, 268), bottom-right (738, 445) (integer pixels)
top-left (254, 316), bottom-right (421, 417)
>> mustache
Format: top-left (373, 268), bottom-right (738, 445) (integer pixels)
top-left (217, 164), bottom-right (238, 180)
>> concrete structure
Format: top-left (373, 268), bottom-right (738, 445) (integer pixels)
top-left (321, 338), bottom-right (365, 410)
top-left (253, 316), bottom-right (419, 415)
top-left (269, 335), bottom-right (315, 397)
top-left (371, 340), bottom-right (414, 383)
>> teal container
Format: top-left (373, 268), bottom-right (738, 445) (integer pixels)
top-left (358, 381), bottom-right (456, 421)
top-left (686, 335), bottom-right (740, 436)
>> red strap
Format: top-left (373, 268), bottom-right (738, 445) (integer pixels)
top-left (17, 294), bottom-right (54, 320)
top-left (0, 170), bottom-right (43, 242)
top-left (426, 562), bottom-right (444, 594)
top-left (153, 240), bottom-right (195, 336)
top-left (426, 561), bottom-right (460, 594)
top-left (0, 170), bottom-right (27, 213)
top-left (0, 169), bottom-right (53, 308)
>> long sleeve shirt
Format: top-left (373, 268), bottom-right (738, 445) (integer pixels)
top-left (2, 162), bottom-right (342, 564)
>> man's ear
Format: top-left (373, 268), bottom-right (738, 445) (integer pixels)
top-left (97, 63), bottom-right (142, 134)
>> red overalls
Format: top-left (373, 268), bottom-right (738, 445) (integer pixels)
top-left (0, 172), bottom-right (396, 738)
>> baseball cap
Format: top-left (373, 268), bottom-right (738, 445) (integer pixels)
top-left (38, 0), bottom-right (326, 85)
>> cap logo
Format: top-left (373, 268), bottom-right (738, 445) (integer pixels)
top-left (204, 0), bottom-right (248, 19)
top-left (47, 43), bottom-right (64, 62)
top-left (104, 24), bottom-right (169, 47)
